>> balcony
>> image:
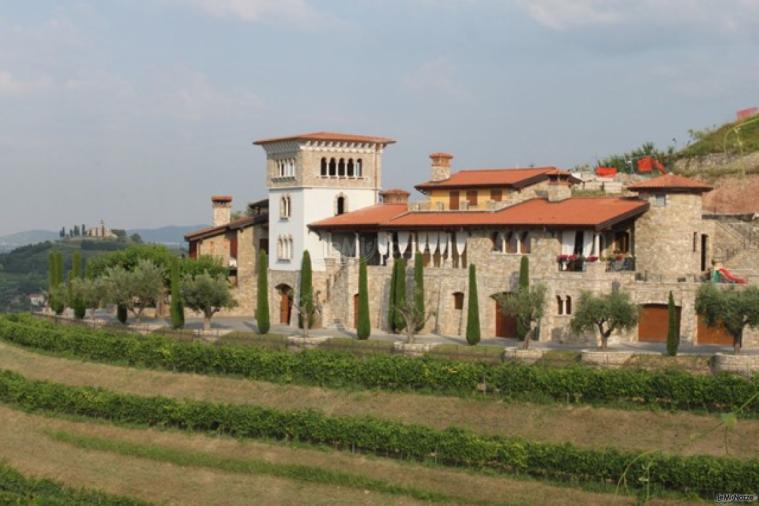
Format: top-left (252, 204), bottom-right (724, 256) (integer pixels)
top-left (557, 255), bottom-right (635, 273)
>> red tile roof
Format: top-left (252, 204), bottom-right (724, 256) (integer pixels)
top-left (309, 197), bottom-right (649, 232)
top-left (309, 203), bottom-right (408, 230)
top-left (211, 195), bottom-right (232, 203)
top-left (254, 131), bottom-right (395, 146)
top-left (415, 167), bottom-right (577, 190)
top-left (185, 214), bottom-right (267, 241)
top-left (626, 174), bottom-right (712, 193)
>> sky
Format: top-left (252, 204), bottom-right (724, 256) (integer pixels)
top-left (1, 0), bottom-right (758, 236)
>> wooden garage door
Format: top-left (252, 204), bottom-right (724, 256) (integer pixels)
top-left (494, 298), bottom-right (517, 338)
top-left (697, 315), bottom-right (732, 346)
top-left (638, 304), bottom-right (680, 343)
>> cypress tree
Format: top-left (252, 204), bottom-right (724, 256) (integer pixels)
top-left (357, 256), bottom-right (371, 339)
top-left (53, 251), bottom-right (65, 315)
top-left (387, 259), bottom-right (398, 331)
top-left (392, 258), bottom-right (407, 332)
top-left (298, 250), bottom-right (314, 329)
top-left (666, 291), bottom-right (679, 356)
top-left (256, 250), bottom-right (270, 334)
top-left (413, 251), bottom-right (425, 332)
top-left (466, 263), bottom-right (480, 345)
top-left (516, 255), bottom-right (530, 340)
top-left (72, 252), bottom-right (87, 319)
top-left (170, 258), bottom-right (184, 329)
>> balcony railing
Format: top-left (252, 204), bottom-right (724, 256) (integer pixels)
top-left (606, 257), bottom-right (635, 272)
top-left (557, 255), bottom-right (635, 273)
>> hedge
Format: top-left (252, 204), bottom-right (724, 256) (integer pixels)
top-left (0, 461), bottom-right (147, 505)
top-left (0, 369), bottom-right (756, 498)
top-left (2, 316), bottom-right (759, 415)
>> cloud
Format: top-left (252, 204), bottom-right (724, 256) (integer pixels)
top-left (0, 70), bottom-right (50, 95)
top-left (168, 0), bottom-right (339, 28)
top-left (403, 57), bottom-right (470, 99)
top-left (515, 0), bottom-right (759, 33)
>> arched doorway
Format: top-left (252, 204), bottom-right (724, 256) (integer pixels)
top-left (492, 293), bottom-right (517, 338)
top-left (276, 284), bottom-right (293, 325)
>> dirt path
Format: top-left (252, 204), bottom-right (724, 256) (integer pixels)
top-left (0, 341), bottom-right (753, 458)
top-left (0, 405), bottom-right (673, 506)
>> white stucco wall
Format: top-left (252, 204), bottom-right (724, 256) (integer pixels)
top-left (269, 187), bottom-right (378, 271)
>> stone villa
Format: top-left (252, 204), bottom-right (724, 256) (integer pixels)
top-left (185, 132), bottom-right (758, 346)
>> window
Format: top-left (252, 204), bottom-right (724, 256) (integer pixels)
top-left (613, 231), bottom-right (630, 254)
top-left (320, 158), bottom-right (327, 176)
top-left (565, 295), bottom-right (572, 315)
top-left (347, 159), bottom-right (354, 177)
top-left (356, 158), bottom-right (362, 177)
top-left (449, 191), bottom-right (460, 210)
top-left (519, 232), bottom-right (531, 254)
top-left (338, 158), bottom-right (345, 177)
top-left (329, 158), bottom-right (336, 176)
top-left (466, 190), bottom-right (478, 207)
top-left (492, 232), bottom-right (503, 252)
top-left (654, 194), bottom-right (667, 207)
top-left (556, 296), bottom-right (564, 315)
top-left (336, 195), bottom-right (346, 215)
top-left (277, 235), bottom-right (293, 260)
top-left (490, 189), bottom-right (502, 202)
top-left (557, 295), bottom-right (572, 315)
top-left (506, 231), bottom-right (518, 254)
top-left (453, 292), bottom-right (464, 310)
top-left (693, 232), bottom-right (697, 252)
top-left (279, 195), bottom-right (291, 219)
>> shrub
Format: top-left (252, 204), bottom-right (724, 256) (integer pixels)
top-left (170, 259), bottom-right (184, 329)
top-left (466, 264), bottom-right (480, 345)
top-left (0, 368), bottom-right (756, 498)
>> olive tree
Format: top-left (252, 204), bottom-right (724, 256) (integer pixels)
top-left (392, 296), bottom-right (436, 344)
top-left (102, 259), bottom-right (165, 322)
top-left (496, 284), bottom-right (547, 350)
top-left (181, 272), bottom-right (238, 331)
top-left (696, 283), bottom-right (759, 354)
top-left (69, 277), bottom-right (106, 321)
top-left (570, 289), bottom-right (639, 350)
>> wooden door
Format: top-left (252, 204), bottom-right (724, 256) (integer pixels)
top-left (638, 304), bottom-right (679, 342)
top-left (353, 294), bottom-right (359, 328)
top-left (449, 191), bottom-right (460, 210)
top-left (697, 315), bottom-right (732, 345)
top-left (279, 291), bottom-right (291, 324)
top-left (494, 298), bottom-right (517, 338)
top-left (466, 190), bottom-right (478, 207)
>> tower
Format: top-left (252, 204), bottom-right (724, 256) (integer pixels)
top-left (254, 132), bottom-right (395, 271)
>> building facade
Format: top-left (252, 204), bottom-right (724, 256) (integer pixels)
top-left (186, 131), bottom-right (758, 346)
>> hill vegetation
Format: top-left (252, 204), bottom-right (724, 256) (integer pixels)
top-left (678, 114), bottom-right (759, 159)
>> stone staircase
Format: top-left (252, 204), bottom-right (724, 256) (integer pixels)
top-left (712, 219), bottom-right (759, 274)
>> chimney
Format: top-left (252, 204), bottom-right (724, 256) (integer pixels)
top-left (211, 195), bottom-right (232, 226)
top-left (430, 152), bottom-right (453, 182)
top-left (380, 189), bottom-right (410, 207)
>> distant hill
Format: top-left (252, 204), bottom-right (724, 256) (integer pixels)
top-left (0, 230), bottom-right (58, 252)
top-left (0, 225), bottom-right (206, 252)
top-left (126, 225), bottom-right (207, 247)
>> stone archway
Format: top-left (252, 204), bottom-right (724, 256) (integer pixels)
top-left (276, 284), bottom-right (293, 325)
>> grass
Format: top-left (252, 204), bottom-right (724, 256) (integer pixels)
top-left (678, 116), bottom-right (759, 159)
top-left (0, 404), bottom-right (657, 506)
top-left (45, 429), bottom-right (480, 505)
top-left (0, 340), bottom-right (753, 459)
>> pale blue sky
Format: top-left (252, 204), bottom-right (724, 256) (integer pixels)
top-left (1, 0), bottom-right (758, 235)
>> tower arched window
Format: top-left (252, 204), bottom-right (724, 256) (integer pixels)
top-left (356, 158), bottom-right (363, 177)
top-left (347, 159), bottom-right (354, 177)
top-left (565, 295), bottom-right (572, 315)
top-left (338, 158), bottom-right (345, 177)
top-left (329, 158), bottom-right (336, 176)
top-left (321, 157), bottom-right (327, 176)
top-left (556, 296), bottom-right (564, 315)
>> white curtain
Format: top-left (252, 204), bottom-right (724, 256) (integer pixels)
top-left (418, 232), bottom-right (429, 252)
top-left (398, 231), bottom-right (411, 253)
top-left (582, 231), bottom-right (593, 257)
top-left (377, 232), bottom-right (388, 257)
top-left (455, 232), bottom-right (467, 256)
top-left (561, 231), bottom-right (575, 255)
top-left (440, 233), bottom-right (448, 255)
top-left (429, 232), bottom-right (440, 253)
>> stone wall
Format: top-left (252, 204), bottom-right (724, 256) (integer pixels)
top-left (674, 151), bottom-right (759, 177)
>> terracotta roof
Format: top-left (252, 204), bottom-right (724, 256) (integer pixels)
top-left (309, 197), bottom-right (649, 232)
top-left (254, 131), bottom-right (395, 146)
top-left (211, 195), bottom-right (232, 203)
top-left (309, 203), bottom-right (408, 230)
top-left (626, 174), bottom-right (712, 193)
top-left (185, 214), bottom-right (267, 241)
top-left (415, 167), bottom-right (577, 190)
top-left (384, 197), bottom-right (648, 231)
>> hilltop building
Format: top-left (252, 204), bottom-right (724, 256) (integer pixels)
top-left (86, 220), bottom-right (118, 240)
top-left (185, 132), bottom-right (758, 347)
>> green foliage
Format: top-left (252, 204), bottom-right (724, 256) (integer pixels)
top-left (255, 251), bottom-right (270, 334)
top-left (71, 251), bottom-right (86, 319)
top-left (51, 251), bottom-right (65, 315)
top-left (0, 461), bottom-right (147, 505)
top-left (597, 141), bottom-right (674, 174)
top-left (0, 366), bottom-right (757, 498)
top-left (391, 258), bottom-right (407, 333)
top-left (413, 252), bottom-right (424, 332)
top-left (181, 254), bottom-right (227, 280)
top-left (170, 259), bottom-right (184, 329)
top-left (102, 260), bottom-right (165, 321)
top-left (4, 315), bottom-right (759, 417)
top-left (679, 116), bottom-right (759, 159)
top-left (87, 244), bottom-right (177, 281)
top-left (466, 264), bottom-right (480, 345)
top-left (357, 257), bottom-right (370, 340)
top-left (69, 278), bottom-right (104, 319)
top-left (666, 291), bottom-right (679, 357)
top-left (181, 272), bottom-right (237, 330)
top-left (497, 284), bottom-right (547, 348)
top-left (571, 290), bottom-right (639, 350)
top-left (298, 250), bottom-right (314, 329)
top-left (516, 256), bottom-right (530, 339)
top-left (696, 284), bottom-right (759, 354)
